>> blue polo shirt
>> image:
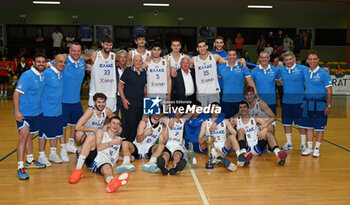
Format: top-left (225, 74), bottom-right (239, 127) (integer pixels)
top-left (303, 66), bottom-right (332, 111)
top-left (15, 67), bottom-right (45, 116)
top-left (279, 64), bottom-right (307, 104)
top-left (251, 64), bottom-right (281, 105)
top-left (218, 62), bottom-right (250, 103)
top-left (120, 66), bottom-right (147, 107)
top-left (50, 56), bottom-right (86, 103)
top-left (212, 50), bottom-right (227, 89)
top-left (41, 66), bottom-right (64, 116)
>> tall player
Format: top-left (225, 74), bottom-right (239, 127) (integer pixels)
top-left (165, 39), bottom-right (190, 77)
top-left (278, 51), bottom-right (307, 152)
top-left (115, 114), bottom-right (167, 174)
top-left (198, 103), bottom-right (252, 169)
top-left (13, 54), bottom-right (47, 180)
top-left (127, 33), bottom-right (151, 65)
top-left (146, 42), bottom-right (172, 102)
top-left (69, 116), bottom-right (130, 193)
top-left (231, 101), bottom-right (287, 165)
top-left (89, 35), bottom-right (117, 112)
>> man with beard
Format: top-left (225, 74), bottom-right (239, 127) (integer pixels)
top-left (89, 35), bottom-right (117, 112)
top-left (13, 54), bottom-right (47, 180)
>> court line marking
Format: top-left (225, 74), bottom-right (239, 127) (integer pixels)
top-left (188, 164), bottom-right (210, 205)
top-left (276, 119), bottom-right (350, 152)
top-left (0, 135), bottom-right (38, 163)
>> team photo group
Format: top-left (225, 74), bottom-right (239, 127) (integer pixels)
top-left (14, 33), bottom-right (332, 193)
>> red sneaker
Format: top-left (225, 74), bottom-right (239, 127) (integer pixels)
top-left (105, 172), bottom-right (130, 193)
top-left (69, 169), bottom-right (83, 184)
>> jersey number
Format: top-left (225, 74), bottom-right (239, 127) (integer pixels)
top-left (203, 70), bottom-right (209, 76)
top-left (104, 70), bottom-right (110, 75)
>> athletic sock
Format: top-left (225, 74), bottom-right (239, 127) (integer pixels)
top-left (149, 157), bottom-right (157, 164)
top-left (76, 155), bottom-right (86, 169)
top-left (286, 133), bottom-right (292, 144)
top-left (18, 161), bottom-right (24, 169)
top-left (26, 154), bottom-right (34, 163)
top-left (50, 147), bottom-right (57, 155)
top-left (301, 134), bottom-right (306, 145)
top-left (315, 142), bottom-right (321, 149)
top-left (235, 150), bottom-right (242, 157)
top-left (60, 144), bottom-right (66, 151)
top-left (39, 151), bottom-right (46, 157)
top-left (238, 140), bottom-right (246, 150)
top-left (307, 141), bottom-right (313, 149)
top-left (272, 146), bottom-right (280, 156)
top-left (68, 138), bottom-right (75, 144)
top-left (123, 156), bottom-right (130, 164)
top-left (106, 176), bottom-right (114, 184)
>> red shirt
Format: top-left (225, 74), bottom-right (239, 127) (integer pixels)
top-left (26, 59), bottom-right (34, 68)
top-left (0, 61), bottom-right (9, 76)
top-left (11, 60), bottom-right (18, 71)
top-left (235, 37), bottom-right (244, 49)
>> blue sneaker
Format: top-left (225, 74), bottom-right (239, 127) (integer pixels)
top-left (142, 162), bottom-right (160, 173)
top-left (17, 168), bottom-right (29, 180)
top-left (25, 160), bottom-right (46, 169)
top-left (116, 163), bottom-right (135, 174)
top-left (222, 158), bottom-right (237, 172)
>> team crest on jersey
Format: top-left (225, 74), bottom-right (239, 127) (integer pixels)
top-left (18, 84), bottom-right (22, 88)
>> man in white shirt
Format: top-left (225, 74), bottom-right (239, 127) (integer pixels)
top-left (52, 28), bottom-right (63, 55)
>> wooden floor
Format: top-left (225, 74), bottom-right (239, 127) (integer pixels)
top-left (0, 97), bottom-right (350, 205)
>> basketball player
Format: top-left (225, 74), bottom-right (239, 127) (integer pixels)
top-left (115, 114), bottom-right (167, 174)
top-left (75, 93), bottom-right (115, 149)
top-left (156, 107), bottom-right (191, 175)
top-left (37, 54), bottom-right (66, 166)
top-left (198, 102), bottom-right (253, 169)
top-left (230, 101), bottom-right (287, 165)
top-left (88, 35), bottom-right (117, 112)
top-left (127, 33), bottom-right (151, 65)
top-left (146, 42), bottom-right (172, 102)
top-left (191, 40), bottom-right (246, 106)
top-left (165, 39), bottom-right (190, 77)
top-left (13, 54), bottom-right (47, 180)
top-left (278, 51), bottom-right (307, 152)
top-left (244, 86), bottom-right (276, 133)
top-left (69, 116), bottom-right (130, 193)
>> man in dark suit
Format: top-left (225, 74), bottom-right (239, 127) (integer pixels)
top-left (171, 57), bottom-right (196, 107)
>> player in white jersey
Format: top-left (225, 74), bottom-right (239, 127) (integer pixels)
top-left (146, 42), bottom-right (172, 102)
top-left (115, 114), bottom-right (168, 174)
top-left (198, 102), bottom-right (253, 170)
top-left (127, 33), bottom-right (151, 65)
top-left (88, 35), bottom-right (117, 112)
top-left (75, 93), bottom-right (116, 148)
top-left (69, 116), bottom-right (130, 193)
top-left (230, 101), bottom-right (287, 165)
top-left (165, 40), bottom-right (190, 78)
top-left (156, 106), bottom-right (192, 175)
top-left (244, 86), bottom-right (276, 133)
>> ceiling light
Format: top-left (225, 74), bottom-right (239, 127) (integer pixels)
top-left (143, 3), bottom-right (169, 7)
top-left (33, 1), bottom-right (61, 5)
top-left (248, 5), bottom-right (273, 9)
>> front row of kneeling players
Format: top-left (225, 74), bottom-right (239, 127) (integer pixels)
top-left (68, 91), bottom-right (287, 192)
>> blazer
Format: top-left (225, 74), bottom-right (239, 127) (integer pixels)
top-left (171, 68), bottom-right (196, 103)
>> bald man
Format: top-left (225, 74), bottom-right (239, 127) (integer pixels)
top-left (37, 54), bottom-right (67, 166)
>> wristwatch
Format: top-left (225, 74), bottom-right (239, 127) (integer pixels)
top-left (327, 104), bottom-right (332, 108)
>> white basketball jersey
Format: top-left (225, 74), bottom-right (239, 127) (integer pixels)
top-left (167, 53), bottom-right (184, 70)
top-left (205, 119), bottom-right (227, 146)
top-left (94, 131), bottom-right (121, 167)
top-left (249, 99), bottom-right (269, 122)
top-left (166, 119), bottom-right (184, 147)
top-left (89, 51), bottom-right (117, 97)
top-left (147, 58), bottom-right (168, 95)
top-left (84, 107), bottom-right (107, 130)
top-left (134, 119), bottom-right (163, 155)
top-left (132, 49), bottom-right (151, 62)
top-left (237, 116), bottom-right (259, 147)
top-left (194, 55), bottom-right (220, 94)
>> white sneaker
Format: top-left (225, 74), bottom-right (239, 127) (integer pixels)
top-left (38, 155), bottom-right (52, 167)
top-left (301, 148), bottom-right (313, 156)
top-left (312, 148), bottom-right (320, 158)
top-left (282, 142), bottom-right (293, 151)
top-left (66, 143), bottom-right (77, 153)
top-left (49, 153), bottom-right (63, 163)
top-left (60, 149), bottom-right (70, 162)
top-left (300, 144), bottom-right (307, 153)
